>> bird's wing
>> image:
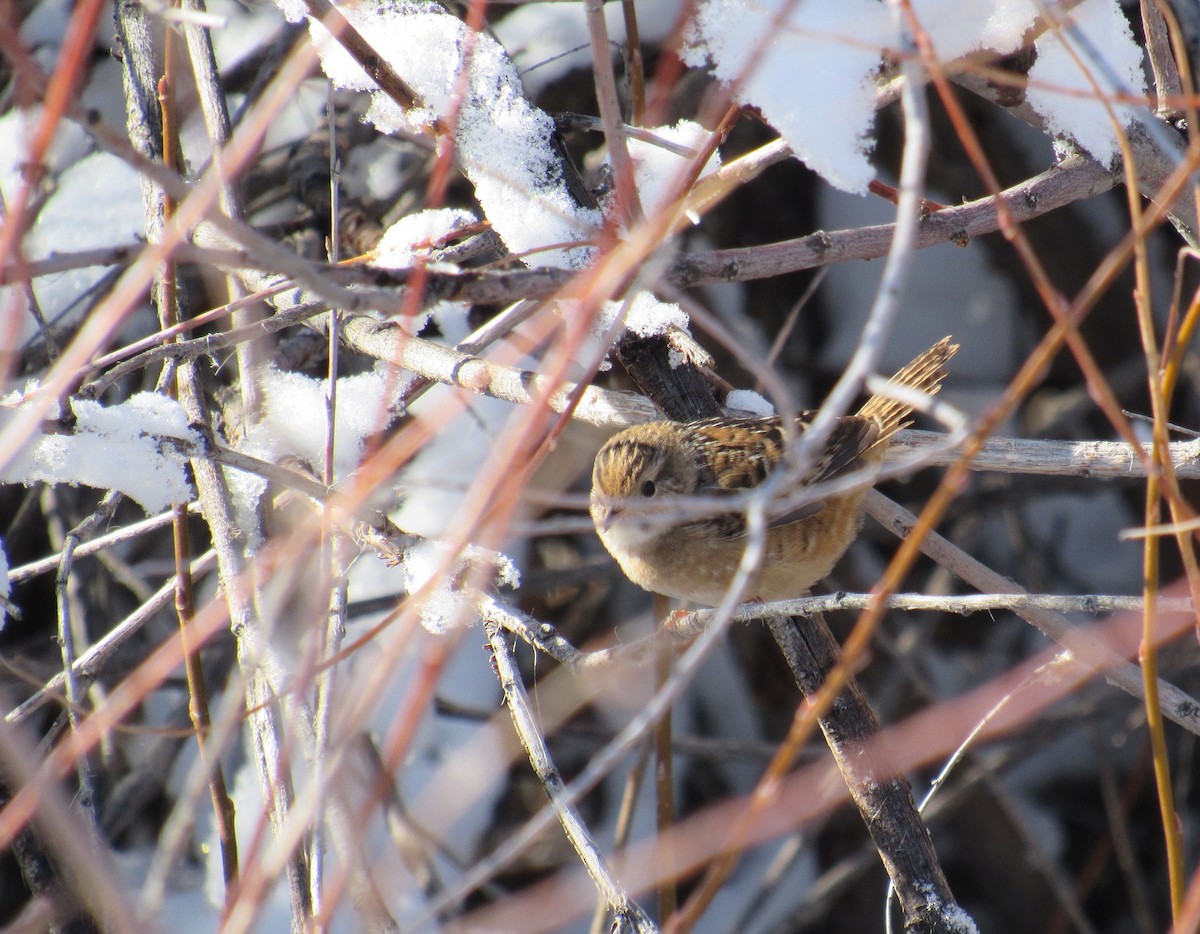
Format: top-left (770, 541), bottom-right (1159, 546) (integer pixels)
top-left (684, 414), bottom-right (880, 536)
top-left (793, 413), bottom-right (880, 486)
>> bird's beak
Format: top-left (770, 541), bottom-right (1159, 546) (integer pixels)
top-left (593, 502), bottom-right (621, 532)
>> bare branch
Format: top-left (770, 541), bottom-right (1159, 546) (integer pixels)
top-left (485, 621), bottom-right (658, 933)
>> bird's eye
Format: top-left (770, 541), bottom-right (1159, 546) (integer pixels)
top-left (641, 479), bottom-right (656, 497)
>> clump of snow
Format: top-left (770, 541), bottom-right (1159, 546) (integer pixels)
top-left (373, 208), bottom-right (477, 269)
top-left (912, 0), bottom-right (1146, 165)
top-left (1024, 0), bottom-right (1146, 166)
top-left (254, 365), bottom-right (401, 481)
top-left (21, 150), bottom-right (145, 326)
top-left (303, 2), bottom-right (600, 268)
top-left (624, 293), bottom-right (690, 337)
top-left (592, 292), bottom-right (690, 339)
top-left (390, 389), bottom-right (513, 543)
top-left (725, 389), bottom-right (776, 417)
top-left (624, 120), bottom-right (721, 217)
top-left (402, 540), bottom-right (520, 634)
top-left (684, 0), bottom-right (1146, 193)
top-left (684, 0), bottom-right (893, 194)
top-left (0, 393), bottom-right (196, 513)
top-left (910, 0), bottom-right (1035, 60)
top-left (274, 0), bottom-right (305, 25)
top-left (226, 365), bottom-right (406, 540)
top-left (426, 300), bottom-right (470, 343)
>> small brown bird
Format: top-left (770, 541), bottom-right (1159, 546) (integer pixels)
top-left (590, 338), bottom-right (957, 605)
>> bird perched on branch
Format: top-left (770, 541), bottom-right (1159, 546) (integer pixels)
top-left (590, 337), bottom-right (957, 606)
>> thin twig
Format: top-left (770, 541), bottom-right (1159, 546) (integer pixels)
top-left (182, 0), bottom-right (267, 418)
top-left (673, 153), bottom-right (1115, 287)
top-left (591, 742), bottom-right (653, 934)
top-left (669, 29), bottom-right (968, 930)
top-left (952, 69), bottom-right (1198, 243)
top-left (189, 151), bottom-right (1114, 313)
top-left (52, 490), bottom-right (122, 825)
top-left (652, 594), bottom-right (677, 920)
top-left (584, 0), bottom-right (643, 227)
top-left (1142, 0), bottom-right (1185, 122)
top-left (0, 243), bottom-right (143, 283)
top-left (674, 591), bottom-right (1198, 625)
top-left (160, 36), bottom-right (241, 900)
top-left (864, 491), bottom-right (1200, 736)
top-left (765, 611), bottom-right (955, 934)
top-left (422, 552), bottom-right (757, 928)
top-left (9, 552), bottom-right (217, 726)
top-left (7, 503), bottom-right (199, 585)
top-left (308, 87), bottom-right (346, 926)
top-left (0, 717), bottom-right (142, 929)
top-left (892, 430), bottom-right (1200, 479)
top-left (79, 301), bottom-right (329, 400)
top-left (485, 621), bottom-right (658, 933)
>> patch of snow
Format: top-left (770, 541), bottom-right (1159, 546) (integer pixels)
top-left (1, 392), bottom-right (196, 512)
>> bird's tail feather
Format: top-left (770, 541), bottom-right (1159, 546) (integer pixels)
top-left (857, 336), bottom-right (957, 440)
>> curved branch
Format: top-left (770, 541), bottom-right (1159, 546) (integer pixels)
top-left (199, 155), bottom-right (1116, 313)
top-left (672, 153), bottom-right (1115, 286)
